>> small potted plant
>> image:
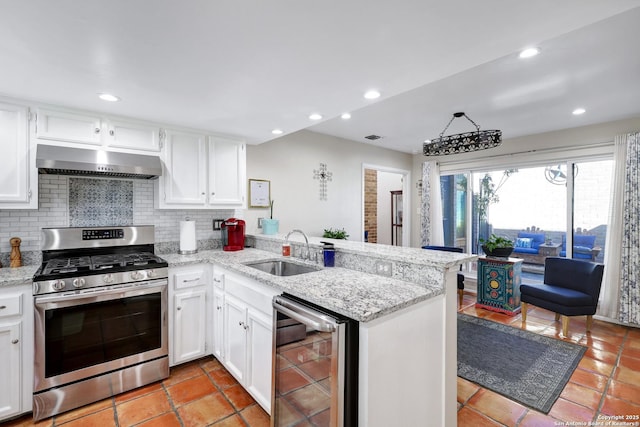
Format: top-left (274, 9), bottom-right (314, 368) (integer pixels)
top-left (262, 200), bottom-right (279, 235)
top-left (479, 234), bottom-right (514, 258)
top-left (322, 228), bottom-right (349, 240)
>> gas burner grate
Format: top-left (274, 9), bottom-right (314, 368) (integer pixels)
top-left (43, 257), bottom-right (92, 275)
top-left (121, 252), bottom-right (162, 267)
top-left (91, 254), bottom-right (124, 270)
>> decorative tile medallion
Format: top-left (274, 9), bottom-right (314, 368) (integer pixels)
top-left (69, 178), bottom-right (133, 226)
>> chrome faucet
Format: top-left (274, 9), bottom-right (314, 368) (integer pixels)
top-left (285, 229), bottom-right (311, 260)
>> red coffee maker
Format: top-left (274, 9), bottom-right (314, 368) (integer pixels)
top-left (221, 218), bottom-right (245, 251)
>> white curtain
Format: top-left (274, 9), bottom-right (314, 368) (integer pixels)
top-left (598, 136), bottom-right (626, 319)
top-left (421, 161), bottom-right (444, 246)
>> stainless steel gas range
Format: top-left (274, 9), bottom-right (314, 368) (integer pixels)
top-left (31, 225), bottom-right (169, 421)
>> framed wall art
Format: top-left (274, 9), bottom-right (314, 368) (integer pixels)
top-left (249, 179), bottom-right (271, 208)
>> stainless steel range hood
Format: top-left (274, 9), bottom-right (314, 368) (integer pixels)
top-left (36, 145), bottom-right (162, 179)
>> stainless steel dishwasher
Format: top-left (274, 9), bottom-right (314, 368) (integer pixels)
top-left (272, 294), bottom-right (358, 427)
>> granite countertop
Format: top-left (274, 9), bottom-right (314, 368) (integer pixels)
top-left (0, 239), bottom-right (474, 323)
top-left (163, 248), bottom-right (445, 322)
top-left (0, 265), bottom-right (39, 288)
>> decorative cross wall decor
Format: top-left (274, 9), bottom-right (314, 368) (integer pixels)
top-left (313, 163), bottom-right (333, 200)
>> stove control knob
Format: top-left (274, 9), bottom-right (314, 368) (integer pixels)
top-left (103, 274), bottom-right (114, 284)
top-left (72, 278), bottom-right (86, 288)
top-left (148, 269), bottom-right (156, 278)
top-left (131, 271), bottom-right (143, 280)
top-left (51, 280), bottom-right (65, 291)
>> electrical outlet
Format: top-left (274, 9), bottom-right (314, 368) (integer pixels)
top-left (212, 219), bottom-right (224, 230)
top-left (258, 218), bottom-right (264, 229)
top-left (375, 260), bottom-right (392, 277)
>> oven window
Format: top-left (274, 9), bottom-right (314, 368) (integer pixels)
top-left (44, 293), bottom-right (162, 378)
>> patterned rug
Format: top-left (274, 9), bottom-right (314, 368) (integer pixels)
top-left (457, 313), bottom-right (587, 413)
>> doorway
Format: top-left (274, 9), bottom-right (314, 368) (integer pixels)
top-left (362, 164), bottom-right (410, 246)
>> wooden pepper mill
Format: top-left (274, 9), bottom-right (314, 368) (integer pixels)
top-left (10, 237), bottom-right (22, 268)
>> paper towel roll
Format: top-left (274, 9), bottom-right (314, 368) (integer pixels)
top-left (179, 220), bottom-right (197, 254)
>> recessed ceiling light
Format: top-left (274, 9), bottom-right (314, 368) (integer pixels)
top-left (572, 108), bottom-right (586, 115)
top-left (98, 93), bottom-right (120, 102)
top-left (364, 90), bottom-right (381, 100)
top-left (341, 113), bottom-right (351, 120)
top-left (271, 129), bottom-right (283, 135)
top-left (519, 47), bottom-right (540, 59)
top-left (309, 113), bottom-right (323, 121)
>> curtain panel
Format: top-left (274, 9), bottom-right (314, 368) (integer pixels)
top-left (421, 161), bottom-right (444, 247)
top-left (619, 132), bottom-right (640, 326)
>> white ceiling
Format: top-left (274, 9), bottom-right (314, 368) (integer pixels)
top-left (2, 1), bottom-right (640, 153)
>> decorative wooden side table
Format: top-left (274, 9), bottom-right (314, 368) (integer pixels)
top-left (476, 257), bottom-right (523, 315)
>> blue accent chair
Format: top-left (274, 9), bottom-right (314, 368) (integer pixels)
top-left (520, 257), bottom-right (604, 336)
top-left (422, 245), bottom-right (465, 307)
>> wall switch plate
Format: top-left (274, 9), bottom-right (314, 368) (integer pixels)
top-left (212, 219), bottom-right (224, 230)
top-left (375, 260), bottom-right (392, 277)
top-left (258, 218), bottom-right (264, 229)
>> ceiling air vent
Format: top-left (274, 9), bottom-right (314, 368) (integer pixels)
top-left (364, 134), bottom-right (382, 141)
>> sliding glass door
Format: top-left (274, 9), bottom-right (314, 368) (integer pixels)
top-left (439, 157), bottom-right (612, 282)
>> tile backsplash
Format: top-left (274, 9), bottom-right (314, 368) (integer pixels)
top-left (0, 176), bottom-right (237, 265)
top-left (69, 178), bottom-right (134, 226)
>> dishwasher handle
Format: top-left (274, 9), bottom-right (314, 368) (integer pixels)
top-left (273, 296), bottom-right (337, 333)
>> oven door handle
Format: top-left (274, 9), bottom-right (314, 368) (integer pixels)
top-left (34, 280), bottom-right (167, 304)
top-left (273, 296), bottom-right (337, 333)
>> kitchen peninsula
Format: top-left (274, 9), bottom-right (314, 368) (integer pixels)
top-left (165, 233), bottom-right (475, 427)
top-left (0, 234), bottom-right (474, 426)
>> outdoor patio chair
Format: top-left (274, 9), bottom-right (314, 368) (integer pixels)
top-left (520, 257), bottom-right (604, 336)
top-left (422, 245), bottom-right (465, 307)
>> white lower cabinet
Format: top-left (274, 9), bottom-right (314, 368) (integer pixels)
top-left (0, 285), bottom-right (33, 422)
top-left (169, 264), bottom-right (212, 366)
top-left (215, 267), bottom-right (279, 414)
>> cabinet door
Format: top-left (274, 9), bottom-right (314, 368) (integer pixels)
top-left (224, 294), bottom-right (247, 383)
top-left (208, 137), bottom-right (246, 207)
top-left (35, 108), bottom-right (102, 145)
top-left (212, 288), bottom-right (225, 362)
top-left (246, 307), bottom-right (272, 413)
top-left (0, 102), bottom-right (35, 208)
top-left (107, 119), bottom-right (161, 152)
top-left (173, 289), bottom-right (207, 364)
top-left (0, 321), bottom-right (21, 420)
top-left (161, 130), bottom-right (207, 205)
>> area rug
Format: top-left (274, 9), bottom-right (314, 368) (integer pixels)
top-left (457, 313), bottom-right (587, 414)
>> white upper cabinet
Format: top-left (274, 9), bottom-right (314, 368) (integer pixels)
top-left (105, 119), bottom-right (161, 152)
top-left (157, 132), bottom-right (246, 209)
top-left (35, 108), bottom-right (103, 145)
top-left (160, 130), bottom-right (208, 206)
top-left (0, 102), bottom-right (37, 209)
top-left (34, 107), bottom-right (161, 153)
top-left (208, 136), bottom-right (246, 206)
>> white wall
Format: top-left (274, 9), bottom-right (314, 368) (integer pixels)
top-left (376, 171), bottom-right (403, 245)
top-left (410, 116), bottom-right (640, 248)
top-left (244, 130), bottom-right (412, 240)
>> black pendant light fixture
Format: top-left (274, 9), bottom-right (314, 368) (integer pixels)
top-left (423, 112), bottom-right (501, 156)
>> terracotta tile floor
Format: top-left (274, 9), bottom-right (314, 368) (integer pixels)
top-left (2, 357), bottom-right (269, 427)
top-left (458, 292), bottom-right (640, 427)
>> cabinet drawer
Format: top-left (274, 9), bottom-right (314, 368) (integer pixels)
top-left (212, 273), bottom-right (224, 290)
top-left (0, 294), bottom-right (22, 318)
top-left (173, 270), bottom-right (208, 289)
top-left (225, 274), bottom-right (278, 315)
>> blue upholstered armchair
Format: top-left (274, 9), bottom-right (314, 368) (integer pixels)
top-left (422, 245), bottom-right (465, 307)
top-left (520, 257), bottom-right (604, 336)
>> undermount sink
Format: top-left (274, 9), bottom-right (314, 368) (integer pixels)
top-left (244, 260), bottom-right (320, 276)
